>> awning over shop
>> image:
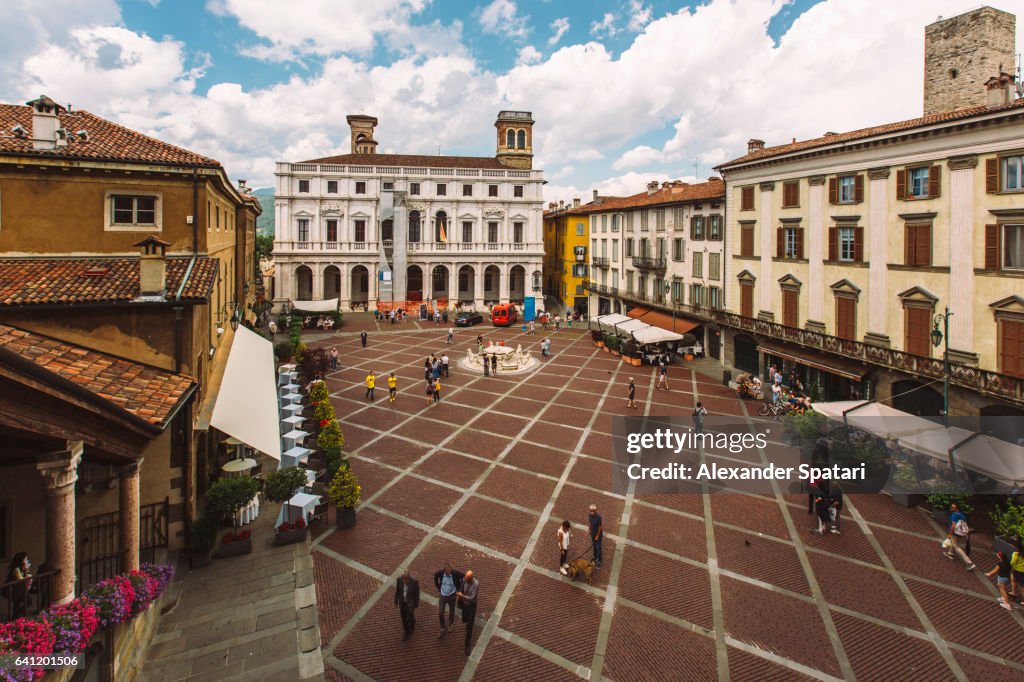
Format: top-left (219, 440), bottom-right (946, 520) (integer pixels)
top-left (627, 306), bottom-right (699, 336)
top-left (292, 298), bottom-right (338, 312)
top-left (633, 326), bottom-right (683, 345)
top-left (756, 341), bottom-right (866, 381)
top-left (210, 326), bottom-right (282, 460)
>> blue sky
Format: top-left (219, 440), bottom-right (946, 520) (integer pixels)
top-left (2, 0), bottom-right (1021, 199)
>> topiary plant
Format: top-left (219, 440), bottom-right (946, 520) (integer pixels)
top-left (206, 476), bottom-right (261, 534)
top-left (313, 400), bottom-right (335, 422)
top-left (274, 341), bottom-right (294, 362)
top-left (263, 466), bottom-right (310, 524)
top-left (309, 381), bottom-right (329, 403)
top-left (328, 463), bottom-right (361, 511)
top-left (318, 418), bottom-right (344, 451)
top-left (187, 516), bottom-right (218, 553)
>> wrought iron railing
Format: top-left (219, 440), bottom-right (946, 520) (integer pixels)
top-left (632, 255), bottom-right (667, 271)
top-left (1, 570), bottom-right (59, 622)
top-left (592, 257), bottom-right (610, 268)
top-left (77, 498), bottom-right (169, 591)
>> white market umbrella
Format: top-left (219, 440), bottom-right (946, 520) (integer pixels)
top-left (813, 401), bottom-right (944, 440)
top-left (898, 427), bottom-right (1024, 485)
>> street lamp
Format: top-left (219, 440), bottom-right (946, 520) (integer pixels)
top-left (230, 308), bottom-right (240, 332)
top-left (664, 281), bottom-right (676, 332)
top-left (930, 306), bottom-right (953, 427)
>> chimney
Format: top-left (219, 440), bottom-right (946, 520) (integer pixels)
top-left (985, 72), bottom-right (1015, 108)
top-left (548, 202), bottom-right (557, 210)
top-left (593, 189), bottom-right (599, 201)
top-left (647, 180), bottom-right (660, 195)
top-left (26, 95), bottom-right (65, 151)
top-left (559, 200), bottom-right (565, 210)
top-left (573, 197), bottom-right (580, 208)
top-left (134, 236), bottom-right (171, 299)
top-left (746, 138), bottom-right (765, 153)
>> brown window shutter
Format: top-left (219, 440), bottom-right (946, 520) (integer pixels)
top-left (854, 226), bottom-right (864, 262)
top-left (928, 165), bottom-right (941, 198)
top-left (784, 290), bottom-right (798, 327)
top-left (796, 228), bottom-right (805, 259)
top-left (777, 228), bottom-right (784, 258)
top-left (741, 225), bottom-right (752, 256)
top-left (828, 177), bottom-right (838, 204)
top-left (1001, 320), bottom-right (1024, 377)
top-left (690, 216), bottom-right (696, 240)
top-left (854, 174), bottom-right (864, 203)
top-left (985, 158), bottom-right (999, 194)
top-left (828, 227), bottom-right (837, 261)
top-left (896, 169), bottom-right (906, 200)
top-left (904, 225), bottom-right (914, 264)
top-left (741, 284), bottom-right (753, 317)
top-left (917, 225), bottom-right (931, 266)
top-left (985, 224), bottom-right (1000, 270)
top-left (741, 186), bottom-right (754, 210)
top-left (906, 307), bottom-right (931, 357)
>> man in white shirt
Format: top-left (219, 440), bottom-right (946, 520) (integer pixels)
top-left (441, 353), bottom-right (450, 378)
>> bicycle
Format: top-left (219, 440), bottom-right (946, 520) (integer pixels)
top-left (757, 401), bottom-right (787, 421)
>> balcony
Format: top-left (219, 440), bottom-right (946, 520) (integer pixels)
top-left (632, 255), bottom-right (667, 271)
top-left (592, 256), bottom-right (610, 268)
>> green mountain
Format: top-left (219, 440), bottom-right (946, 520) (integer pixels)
top-left (254, 188), bottom-right (275, 235)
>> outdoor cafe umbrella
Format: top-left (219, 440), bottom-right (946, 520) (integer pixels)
top-left (813, 400), bottom-right (944, 440)
top-left (898, 427), bottom-right (1024, 486)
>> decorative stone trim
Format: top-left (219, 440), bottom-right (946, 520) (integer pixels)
top-left (867, 167), bottom-right (891, 180)
top-left (37, 441), bottom-right (83, 493)
top-left (808, 175), bottom-right (827, 186)
top-left (863, 332), bottom-right (891, 348)
top-left (947, 154), bottom-right (978, 170)
top-left (898, 211), bottom-right (938, 221)
top-left (831, 214), bottom-right (861, 222)
top-left (779, 217), bottom-right (803, 224)
top-left (757, 310), bottom-right (775, 322)
top-left (947, 348), bottom-right (980, 366)
top-left (759, 181), bottom-right (776, 192)
top-left (804, 320), bottom-right (826, 334)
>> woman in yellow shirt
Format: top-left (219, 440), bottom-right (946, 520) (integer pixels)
top-left (433, 377), bottom-right (442, 404)
top-left (365, 371), bottom-right (376, 401)
top-left (388, 372), bottom-right (398, 403)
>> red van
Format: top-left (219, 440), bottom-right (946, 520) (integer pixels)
top-left (491, 303), bottom-right (519, 327)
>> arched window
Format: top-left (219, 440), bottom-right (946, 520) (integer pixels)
top-left (506, 129), bottom-right (515, 149)
top-left (435, 210), bottom-right (448, 242)
top-left (408, 210), bottom-right (420, 242)
top-left (517, 129), bottom-right (526, 149)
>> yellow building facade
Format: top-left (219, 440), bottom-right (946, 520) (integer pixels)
top-left (543, 201), bottom-right (589, 316)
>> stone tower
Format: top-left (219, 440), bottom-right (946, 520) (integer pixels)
top-left (346, 114), bottom-right (379, 154)
top-left (923, 7), bottom-right (1016, 115)
top-left (495, 111), bottom-right (534, 169)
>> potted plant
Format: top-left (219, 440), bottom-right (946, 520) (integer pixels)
top-left (592, 329), bottom-right (604, 348)
top-left (990, 501), bottom-right (1024, 556)
top-left (299, 347), bottom-right (331, 385)
top-left (888, 463), bottom-right (920, 507)
top-left (328, 463), bottom-right (362, 529)
top-left (606, 335), bottom-right (622, 356)
top-left (264, 466), bottom-right (312, 545)
top-left (273, 341), bottom-right (294, 363)
top-left (925, 489), bottom-right (973, 528)
top-left (318, 418), bottom-right (344, 452)
top-left (206, 476), bottom-right (261, 557)
top-left (187, 516), bottom-right (218, 568)
top-left (680, 333), bottom-right (698, 361)
top-left (621, 339), bottom-right (642, 366)
top-left (601, 332), bottom-right (615, 352)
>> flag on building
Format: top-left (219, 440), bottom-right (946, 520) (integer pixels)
top-left (439, 221), bottom-right (448, 243)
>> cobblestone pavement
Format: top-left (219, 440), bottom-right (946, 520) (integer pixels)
top-left (309, 314), bottom-right (1024, 681)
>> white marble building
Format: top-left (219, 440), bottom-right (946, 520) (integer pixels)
top-left (272, 112), bottom-right (545, 312)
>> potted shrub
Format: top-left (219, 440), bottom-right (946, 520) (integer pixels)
top-left (592, 329), bottom-right (604, 348)
top-left (187, 516), bottom-right (218, 568)
top-left (264, 466), bottom-right (312, 545)
top-left (925, 489), bottom-right (974, 528)
top-left (328, 463), bottom-right (362, 529)
top-left (990, 501), bottom-right (1024, 556)
top-left (621, 339), bottom-right (642, 366)
top-left (888, 462), bottom-right (920, 507)
top-left (273, 341), bottom-right (294, 363)
top-left (601, 332), bottom-right (615, 353)
top-left (318, 418), bottom-right (344, 452)
top-left (607, 335), bottom-right (622, 356)
top-left (680, 333), bottom-right (698, 361)
top-left (309, 380), bottom-right (329, 403)
top-left (206, 476), bottom-right (261, 558)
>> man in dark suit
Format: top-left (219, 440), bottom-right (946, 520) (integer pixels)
top-left (393, 569), bottom-right (420, 640)
top-left (433, 561), bottom-right (465, 638)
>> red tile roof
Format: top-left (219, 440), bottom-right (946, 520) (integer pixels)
top-left (0, 256), bottom-right (219, 306)
top-left (720, 99), bottom-right (1024, 167)
top-left (0, 324), bottom-right (195, 427)
top-left (566, 179), bottom-right (725, 214)
top-left (299, 152), bottom-right (510, 170)
top-left (0, 102), bottom-right (221, 167)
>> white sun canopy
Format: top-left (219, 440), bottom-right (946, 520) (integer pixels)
top-left (292, 298), bottom-right (339, 312)
top-left (593, 313), bottom-right (631, 328)
top-left (898, 427), bottom-right (1024, 485)
top-left (813, 401), bottom-right (944, 440)
top-left (632, 326), bottom-right (683, 345)
top-left (210, 326), bottom-right (282, 460)
top-left (615, 319), bottom-right (650, 334)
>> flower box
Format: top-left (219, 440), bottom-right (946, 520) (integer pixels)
top-left (275, 519), bottom-right (309, 546)
top-left (336, 508), bottom-right (356, 529)
top-left (217, 531), bottom-right (253, 558)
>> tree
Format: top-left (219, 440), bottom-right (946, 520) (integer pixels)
top-left (255, 233), bottom-right (274, 263)
top-left (264, 466), bottom-right (310, 524)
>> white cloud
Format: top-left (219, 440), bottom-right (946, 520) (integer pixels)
top-left (478, 0), bottom-right (530, 40)
top-left (548, 17), bottom-right (570, 46)
top-left (208, 0), bottom-right (429, 58)
top-left (612, 145), bottom-right (661, 170)
top-left (590, 13), bottom-right (618, 37)
top-left (627, 1), bottom-right (653, 32)
top-left (516, 45), bottom-right (542, 66)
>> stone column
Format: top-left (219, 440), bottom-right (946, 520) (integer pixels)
top-left (338, 263), bottom-right (350, 311)
top-left (865, 167), bottom-right (891, 346)
top-left (119, 459), bottom-right (143, 572)
top-left (947, 155), bottom-right (977, 361)
top-left (475, 265), bottom-right (485, 308)
top-left (449, 263), bottom-right (458, 307)
top-left (36, 442), bottom-right (83, 604)
top-left (757, 181), bottom-right (775, 318)
top-left (807, 176), bottom-right (826, 328)
top-left (499, 263), bottom-right (510, 303)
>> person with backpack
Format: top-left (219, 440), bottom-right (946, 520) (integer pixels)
top-left (944, 503), bottom-right (975, 570)
top-left (425, 379), bottom-right (435, 406)
top-left (986, 550), bottom-right (1014, 610)
top-left (693, 402), bottom-right (708, 434)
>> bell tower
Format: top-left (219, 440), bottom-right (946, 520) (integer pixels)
top-left (346, 114), bottom-right (379, 154)
top-left (495, 111), bottom-right (534, 169)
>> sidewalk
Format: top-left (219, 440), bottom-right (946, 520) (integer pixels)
top-left (139, 508), bottom-right (325, 682)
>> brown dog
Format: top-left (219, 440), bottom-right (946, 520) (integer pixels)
top-left (565, 559), bottom-right (596, 584)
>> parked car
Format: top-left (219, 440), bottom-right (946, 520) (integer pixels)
top-left (455, 311), bottom-right (484, 327)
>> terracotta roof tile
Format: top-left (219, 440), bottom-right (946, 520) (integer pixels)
top-left (298, 152), bottom-right (510, 170)
top-left (0, 102), bottom-right (220, 167)
top-left (0, 256), bottom-right (218, 306)
top-left (720, 99), bottom-right (1024, 167)
top-left (565, 179), bottom-right (725, 214)
top-left (0, 324), bottom-right (194, 427)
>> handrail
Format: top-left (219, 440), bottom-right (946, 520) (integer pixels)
top-left (1, 569), bottom-right (60, 622)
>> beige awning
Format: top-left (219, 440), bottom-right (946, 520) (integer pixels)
top-left (210, 326), bottom-right (282, 460)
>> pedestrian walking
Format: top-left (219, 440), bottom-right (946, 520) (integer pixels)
top-left (434, 562), bottom-right (465, 638)
top-left (589, 504), bottom-right (603, 568)
top-left (360, 330), bottom-right (368, 348)
top-left (830, 485), bottom-right (843, 533)
top-left (388, 372), bottom-right (398, 403)
top-left (330, 347), bottom-right (339, 370)
top-left (447, 327), bottom-right (454, 344)
top-left (627, 378), bottom-right (637, 409)
top-left (558, 520), bottom-right (571, 575)
top-left (393, 569), bottom-right (420, 641)
top-left (441, 353), bottom-right (450, 378)
top-left (433, 377), bottom-right (442, 403)
top-left (365, 371), bottom-right (376, 401)
top-left (490, 354), bottom-right (498, 375)
top-left (268, 319), bottom-right (277, 338)
top-left (944, 503), bottom-right (975, 570)
top-left (456, 570), bottom-right (479, 656)
top-left (541, 337), bottom-right (551, 358)
top-left (1009, 540), bottom-right (1024, 604)
top-left (554, 315), bottom-right (561, 330)
top-left (529, 320), bottom-right (535, 335)
top-left (425, 379), bottom-right (434, 405)
top-left (986, 551), bottom-right (1014, 610)
top-left (483, 354), bottom-right (490, 376)
top-left (810, 491), bottom-right (832, 535)
top-left (693, 402), bottom-right (708, 434)
top-left (656, 358), bottom-right (670, 390)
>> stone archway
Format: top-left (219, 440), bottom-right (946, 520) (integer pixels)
top-left (350, 265), bottom-right (369, 304)
top-left (323, 266), bottom-right (341, 300)
top-left (432, 265), bottom-right (450, 299)
top-left (484, 265), bottom-right (500, 303)
top-left (458, 265), bottom-right (475, 303)
top-left (295, 265), bottom-right (313, 301)
top-left (407, 265), bottom-right (424, 300)
top-left (509, 265), bottom-right (525, 303)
